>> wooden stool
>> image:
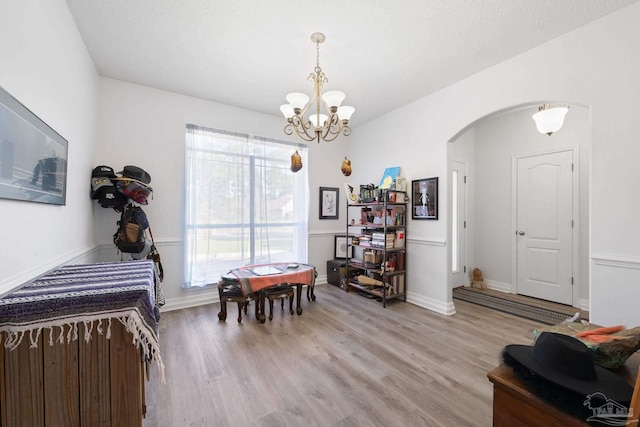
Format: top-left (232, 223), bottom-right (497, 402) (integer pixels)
top-left (264, 284), bottom-right (294, 321)
top-left (217, 280), bottom-right (258, 323)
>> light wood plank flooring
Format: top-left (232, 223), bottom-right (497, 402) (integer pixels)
top-left (143, 284), bottom-right (545, 427)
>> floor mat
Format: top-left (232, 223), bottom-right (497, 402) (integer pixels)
top-left (452, 287), bottom-right (580, 325)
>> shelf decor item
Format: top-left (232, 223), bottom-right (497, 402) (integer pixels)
top-left (334, 235), bottom-right (353, 259)
top-left (379, 166), bottom-right (400, 189)
top-left (412, 177), bottom-right (438, 220)
top-left (319, 186), bottom-right (339, 219)
top-left (0, 85), bottom-right (68, 205)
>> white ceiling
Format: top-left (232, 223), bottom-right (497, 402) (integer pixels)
top-left (65, 0), bottom-right (638, 126)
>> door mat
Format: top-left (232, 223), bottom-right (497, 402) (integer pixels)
top-left (452, 287), bottom-right (579, 325)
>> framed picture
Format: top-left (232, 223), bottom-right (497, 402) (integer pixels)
top-left (412, 177), bottom-right (438, 220)
top-left (334, 235), bottom-right (353, 259)
top-left (0, 86), bottom-right (68, 205)
top-left (319, 187), bottom-right (339, 219)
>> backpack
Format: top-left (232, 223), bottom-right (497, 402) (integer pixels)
top-left (113, 204), bottom-right (148, 253)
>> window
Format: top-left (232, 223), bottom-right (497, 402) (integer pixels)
top-left (184, 125), bottom-right (309, 288)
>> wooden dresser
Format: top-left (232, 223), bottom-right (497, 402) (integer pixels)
top-left (488, 353), bottom-right (640, 426)
top-left (0, 261), bottom-right (163, 427)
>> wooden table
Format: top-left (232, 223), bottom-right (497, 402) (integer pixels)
top-left (223, 263), bottom-right (316, 323)
top-left (487, 353), bottom-right (640, 426)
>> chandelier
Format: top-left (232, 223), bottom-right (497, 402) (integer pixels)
top-left (280, 32), bottom-right (355, 143)
top-left (532, 104), bottom-right (570, 136)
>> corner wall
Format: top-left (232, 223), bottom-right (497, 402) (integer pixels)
top-left (0, 0), bottom-right (99, 295)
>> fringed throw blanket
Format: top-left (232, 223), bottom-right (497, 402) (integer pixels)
top-left (230, 263), bottom-right (316, 295)
top-left (0, 260), bottom-right (165, 382)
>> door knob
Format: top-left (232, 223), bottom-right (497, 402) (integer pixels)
top-left (518, 231), bottom-right (525, 236)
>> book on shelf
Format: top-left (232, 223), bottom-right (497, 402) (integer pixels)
top-left (394, 230), bottom-right (405, 248)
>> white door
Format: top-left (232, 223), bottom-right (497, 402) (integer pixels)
top-left (516, 150), bottom-right (573, 305)
top-left (452, 161), bottom-right (467, 287)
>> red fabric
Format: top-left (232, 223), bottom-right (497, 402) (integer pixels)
top-left (230, 263), bottom-right (315, 295)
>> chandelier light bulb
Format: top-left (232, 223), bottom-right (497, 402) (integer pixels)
top-left (322, 91), bottom-right (346, 109)
top-left (309, 113), bottom-right (328, 128)
top-left (286, 93), bottom-right (310, 111)
top-left (337, 106), bottom-right (355, 121)
top-left (280, 104), bottom-right (295, 119)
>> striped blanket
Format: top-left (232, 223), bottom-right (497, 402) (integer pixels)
top-left (0, 260), bottom-right (164, 381)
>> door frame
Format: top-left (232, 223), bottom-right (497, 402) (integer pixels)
top-left (451, 161), bottom-right (468, 288)
top-left (510, 146), bottom-right (580, 306)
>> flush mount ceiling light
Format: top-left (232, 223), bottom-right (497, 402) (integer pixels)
top-left (532, 104), bottom-right (570, 136)
top-left (280, 32), bottom-right (355, 144)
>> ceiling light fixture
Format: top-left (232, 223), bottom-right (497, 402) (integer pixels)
top-left (280, 32), bottom-right (355, 143)
top-left (532, 104), bottom-right (570, 136)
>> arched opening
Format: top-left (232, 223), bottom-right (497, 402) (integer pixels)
top-left (447, 102), bottom-right (590, 310)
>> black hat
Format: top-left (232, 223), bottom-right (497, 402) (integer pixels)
top-left (91, 165), bottom-right (117, 178)
top-left (504, 332), bottom-right (633, 403)
top-left (119, 165), bottom-right (151, 184)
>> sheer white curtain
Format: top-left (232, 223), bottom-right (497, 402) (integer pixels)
top-left (184, 125), bottom-right (309, 288)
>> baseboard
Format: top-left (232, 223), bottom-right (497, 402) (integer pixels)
top-left (408, 292), bottom-right (456, 316)
top-left (579, 298), bottom-right (589, 312)
top-left (486, 280), bottom-right (512, 293)
top-left (161, 290), bottom-right (220, 312)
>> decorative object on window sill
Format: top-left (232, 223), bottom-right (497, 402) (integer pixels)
top-left (290, 150), bottom-right (303, 172)
top-left (341, 157), bottom-right (352, 176)
top-left (532, 104), bottom-right (570, 136)
top-left (280, 32), bottom-right (355, 144)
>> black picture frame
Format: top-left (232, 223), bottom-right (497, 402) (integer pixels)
top-left (334, 235), bottom-right (353, 259)
top-left (0, 86), bottom-right (68, 205)
top-left (319, 187), bottom-right (339, 219)
top-left (412, 177), bottom-right (438, 220)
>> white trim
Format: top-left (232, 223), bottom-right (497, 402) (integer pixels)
top-left (160, 290), bottom-right (219, 312)
top-left (592, 253), bottom-right (640, 270)
top-left (486, 279), bottom-right (512, 293)
top-left (308, 231), bottom-right (344, 238)
top-left (579, 298), bottom-right (590, 312)
top-left (407, 292), bottom-right (456, 316)
top-left (407, 236), bottom-right (447, 247)
top-left (0, 245), bottom-right (99, 298)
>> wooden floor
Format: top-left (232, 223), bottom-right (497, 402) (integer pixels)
top-left (143, 284), bottom-right (546, 427)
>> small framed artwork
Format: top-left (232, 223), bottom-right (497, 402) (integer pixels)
top-left (334, 235), bottom-right (353, 259)
top-left (319, 187), bottom-right (339, 219)
top-left (412, 177), bottom-right (438, 220)
top-left (0, 86), bottom-right (68, 205)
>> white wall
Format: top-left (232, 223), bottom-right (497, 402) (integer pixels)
top-left (94, 79), bottom-right (347, 309)
top-left (351, 3), bottom-right (640, 325)
top-left (0, 0), bottom-right (99, 295)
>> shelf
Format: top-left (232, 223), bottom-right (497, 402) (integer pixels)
top-left (347, 281), bottom-right (406, 301)
top-left (349, 223), bottom-right (406, 229)
top-left (353, 245), bottom-right (405, 252)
